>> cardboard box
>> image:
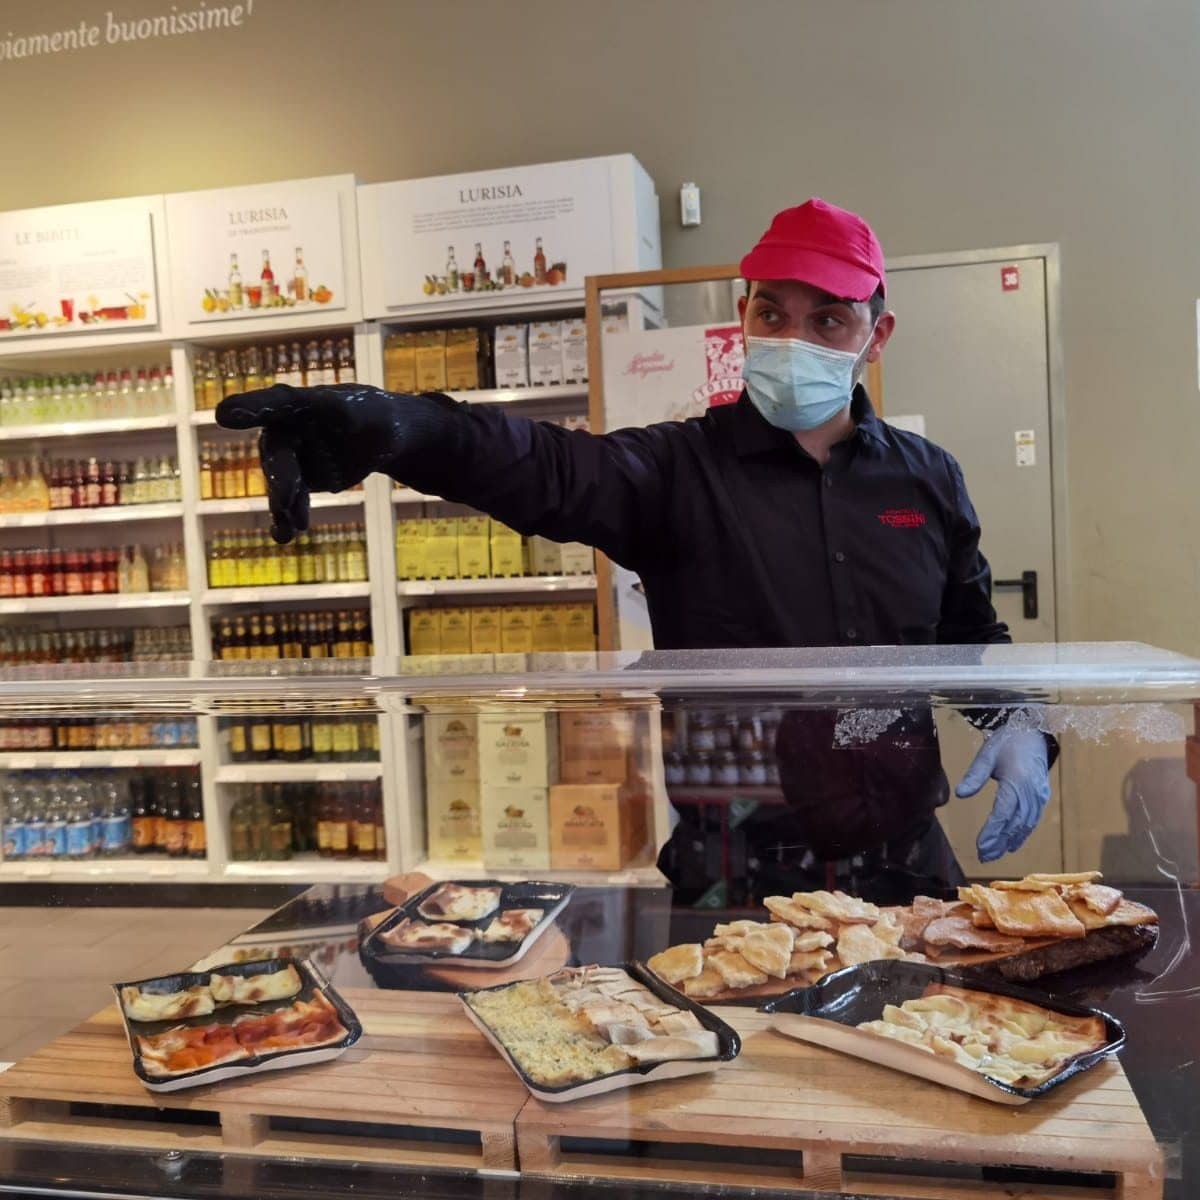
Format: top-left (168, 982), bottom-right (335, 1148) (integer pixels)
top-left (559, 542), bottom-right (595, 575)
top-left (528, 535), bottom-right (562, 576)
top-left (384, 332), bottom-right (418, 392)
top-left (426, 777), bottom-right (482, 861)
top-left (529, 321), bottom-right (564, 387)
top-left (562, 604), bottom-right (597, 651)
top-left (478, 710), bottom-right (558, 787)
top-left (470, 607), bottom-right (502, 654)
top-left (439, 608), bottom-right (472, 656)
top-left (426, 517), bottom-right (461, 580)
top-left (600, 302), bottom-right (630, 335)
top-left (492, 652), bottom-right (527, 674)
top-left (481, 785), bottom-right (550, 871)
top-left (424, 713), bottom-right (479, 782)
top-left (559, 709), bottom-right (634, 784)
top-left (456, 516), bottom-right (491, 579)
top-left (489, 520), bottom-right (526, 578)
top-left (445, 327), bottom-right (483, 391)
top-left (414, 330), bottom-right (448, 391)
top-left (499, 606), bottom-right (534, 654)
top-left (531, 605), bottom-right (566, 652)
top-left (408, 609), bottom-right (440, 656)
top-left (395, 518), bottom-right (430, 580)
top-left (561, 317), bottom-right (588, 385)
top-left (493, 324), bottom-right (529, 388)
top-left (549, 782), bottom-right (645, 871)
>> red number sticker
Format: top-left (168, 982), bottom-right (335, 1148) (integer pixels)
top-left (1001, 265), bottom-right (1020, 291)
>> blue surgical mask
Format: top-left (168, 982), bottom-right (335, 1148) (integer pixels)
top-left (742, 330), bottom-right (874, 432)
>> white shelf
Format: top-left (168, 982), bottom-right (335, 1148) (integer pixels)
top-left (191, 410), bottom-right (217, 426)
top-left (447, 384), bottom-right (587, 406)
top-left (0, 591), bottom-right (190, 615)
top-left (224, 858), bottom-right (388, 883)
top-left (0, 749), bottom-right (200, 769)
top-left (0, 857), bottom-right (210, 882)
top-left (0, 502), bottom-right (183, 528)
top-left (414, 858), bottom-right (666, 888)
top-left (397, 575), bottom-right (596, 597)
top-left (0, 415), bottom-right (176, 442)
top-left (215, 762), bottom-right (383, 784)
top-left (202, 582), bottom-right (371, 605)
top-left (197, 493), bottom-right (364, 516)
top-left (393, 488), bottom-right (442, 505)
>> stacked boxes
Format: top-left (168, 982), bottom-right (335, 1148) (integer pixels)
top-left (478, 710), bottom-right (558, 870)
top-left (424, 713), bottom-right (481, 862)
top-left (406, 603), bottom-right (596, 656)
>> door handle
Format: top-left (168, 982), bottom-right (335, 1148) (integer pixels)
top-left (993, 569), bottom-right (1038, 620)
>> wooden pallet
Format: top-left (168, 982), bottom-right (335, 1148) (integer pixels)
top-left (0, 990), bottom-right (522, 1174)
top-left (516, 1007), bottom-right (1164, 1199)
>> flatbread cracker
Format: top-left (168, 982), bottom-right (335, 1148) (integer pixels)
top-left (871, 916), bottom-right (903, 947)
top-left (792, 930), bottom-right (835, 953)
top-left (1067, 896), bottom-right (1158, 931)
top-left (740, 930), bottom-right (792, 979)
top-left (764, 895), bottom-right (832, 931)
top-left (707, 950), bottom-right (768, 989)
top-left (681, 965), bottom-right (727, 998)
top-left (797, 889), bottom-right (881, 924)
top-left (1067, 883), bottom-right (1122, 917)
top-left (836, 922), bottom-right (906, 967)
top-left (922, 914), bottom-right (1028, 954)
top-left (788, 948), bottom-right (833, 975)
top-left (647, 943), bottom-right (703, 984)
top-left (1028, 871), bottom-right (1103, 885)
top-left (971, 909), bottom-right (996, 929)
top-left (974, 885), bottom-right (1086, 940)
top-left (990, 877), bottom-right (1060, 892)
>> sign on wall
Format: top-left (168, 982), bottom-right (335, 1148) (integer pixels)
top-left (0, 197), bottom-right (158, 338)
top-left (166, 177), bottom-right (348, 325)
top-left (362, 158), bottom-right (618, 313)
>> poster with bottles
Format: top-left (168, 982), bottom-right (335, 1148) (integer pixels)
top-left (358, 155), bottom-right (660, 316)
top-left (0, 196), bottom-right (160, 338)
top-left (165, 176), bottom-right (350, 325)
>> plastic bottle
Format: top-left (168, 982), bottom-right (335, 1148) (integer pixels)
top-left (65, 779), bottom-right (93, 860)
top-left (22, 781), bottom-right (45, 858)
top-left (43, 778), bottom-right (68, 859)
top-left (2, 782), bottom-right (25, 861)
top-left (102, 780), bottom-right (132, 857)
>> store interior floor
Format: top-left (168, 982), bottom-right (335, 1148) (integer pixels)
top-left (0, 905), bottom-right (271, 1064)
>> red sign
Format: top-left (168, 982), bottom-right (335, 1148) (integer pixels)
top-left (1001, 265), bottom-right (1020, 292)
top-left (699, 324), bottom-right (745, 407)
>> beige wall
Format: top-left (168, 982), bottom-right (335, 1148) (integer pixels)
top-left (1, 0), bottom-right (1197, 653)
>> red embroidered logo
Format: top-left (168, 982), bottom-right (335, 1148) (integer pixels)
top-left (878, 508), bottom-right (926, 528)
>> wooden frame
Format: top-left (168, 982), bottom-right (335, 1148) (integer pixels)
top-left (584, 264), bottom-right (884, 651)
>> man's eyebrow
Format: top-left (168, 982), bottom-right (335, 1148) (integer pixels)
top-left (753, 286), bottom-right (858, 310)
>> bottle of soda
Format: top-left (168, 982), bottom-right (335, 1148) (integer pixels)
top-left (102, 780), bottom-right (132, 857)
top-left (2, 781), bottom-right (25, 861)
top-left (65, 779), bottom-right (93, 860)
top-left (185, 772), bottom-right (206, 860)
top-left (164, 774), bottom-right (188, 857)
top-left (43, 778), bottom-right (68, 859)
top-left (22, 781), bottom-right (45, 858)
top-left (130, 777), bottom-right (154, 854)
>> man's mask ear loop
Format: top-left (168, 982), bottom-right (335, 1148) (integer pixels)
top-left (853, 320), bottom-right (879, 388)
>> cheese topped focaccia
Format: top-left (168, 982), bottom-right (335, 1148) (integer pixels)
top-left (480, 908), bottom-right (545, 943)
top-left (856, 982), bottom-right (1108, 1087)
top-left (379, 917), bottom-right (475, 955)
top-left (209, 964), bottom-right (303, 1006)
top-left (120, 984), bottom-right (216, 1023)
top-left (417, 884), bottom-right (501, 923)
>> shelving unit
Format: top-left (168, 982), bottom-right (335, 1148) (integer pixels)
top-left (396, 575), bottom-right (596, 597)
top-left (223, 858), bottom-right (388, 883)
top-left (0, 857), bottom-right (210, 882)
top-left (0, 750), bottom-right (200, 769)
top-left (0, 415), bottom-right (177, 442)
top-left (214, 762), bottom-right (383, 784)
top-left (201, 582), bottom-right (371, 606)
top-left (0, 591), bottom-right (190, 615)
top-left (0, 502), bottom-right (183, 528)
top-left (196, 493), bottom-right (364, 517)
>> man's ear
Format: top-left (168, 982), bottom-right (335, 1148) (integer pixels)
top-left (865, 311), bottom-right (896, 363)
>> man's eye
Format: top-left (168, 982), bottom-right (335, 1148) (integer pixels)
top-left (756, 308), bottom-right (780, 324)
top-left (814, 314), bottom-right (844, 330)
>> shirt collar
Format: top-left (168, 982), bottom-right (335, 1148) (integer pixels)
top-left (730, 384), bottom-right (887, 457)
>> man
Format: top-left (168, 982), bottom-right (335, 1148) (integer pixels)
top-left (217, 197), bottom-right (1051, 894)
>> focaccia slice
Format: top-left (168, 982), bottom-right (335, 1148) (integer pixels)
top-left (795, 890), bottom-right (881, 924)
top-left (1066, 896), bottom-right (1158, 931)
top-left (417, 883), bottom-right (501, 922)
top-left (209, 964), bottom-right (302, 1006)
top-left (1065, 883), bottom-right (1122, 917)
top-left (480, 908), bottom-right (545, 943)
top-left (137, 1023), bottom-right (249, 1077)
top-left (739, 925), bottom-right (795, 979)
top-left (681, 965), bottom-right (727, 998)
top-left (647, 943), bottom-right (704, 985)
top-left (922, 914), bottom-right (1028, 954)
top-left (972, 885), bottom-right (1086, 940)
top-left (121, 984), bottom-right (215, 1022)
top-left (378, 918), bottom-right (474, 955)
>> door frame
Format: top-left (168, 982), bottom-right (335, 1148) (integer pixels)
top-left (884, 243), bottom-right (1070, 644)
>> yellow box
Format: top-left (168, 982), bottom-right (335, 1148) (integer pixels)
top-left (480, 785), bottom-right (550, 871)
top-left (426, 777), bottom-right (482, 862)
top-left (562, 604), bottom-right (596, 651)
top-left (457, 516), bottom-right (491, 579)
top-left (531, 605), bottom-right (565, 652)
top-left (500, 606), bottom-right (534, 654)
top-left (438, 608), bottom-right (472, 656)
top-left (559, 709), bottom-right (634, 784)
top-left (470, 607), bottom-right (502, 654)
top-left (414, 330), bottom-right (448, 392)
top-left (559, 542), bottom-right (595, 575)
top-left (528, 536), bottom-right (562, 576)
top-left (426, 518), bottom-right (460, 580)
top-left (408, 609), bottom-right (440, 656)
top-left (395, 518), bottom-right (430, 580)
top-left (550, 782), bottom-right (646, 871)
top-left (478, 710), bottom-right (558, 787)
top-left (445, 327), bottom-right (482, 391)
top-left (424, 713), bottom-right (479, 782)
top-left (489, 520), bottom-right (526, 578)
top-left (384, 332), bottom-right (418, 392)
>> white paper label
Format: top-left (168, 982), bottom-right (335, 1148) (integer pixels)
top-left (1015, 429), bottom-right (1036, 467)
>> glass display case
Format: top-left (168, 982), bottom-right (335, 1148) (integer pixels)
top-left (0, 641), bottom-right (1196, 1200)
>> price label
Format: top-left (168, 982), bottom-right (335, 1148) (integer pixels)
top-left (403, 582), bottom-right (434, 596)
top-left (8, 754), bottom-right (35, 768)
top-left (316, 770), bottom-right (348, 782)
top-left (55, 755), bottom-right (83, 769)
top-left (111, 752), bottom-right (138, 767)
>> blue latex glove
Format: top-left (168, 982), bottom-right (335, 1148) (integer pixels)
top-left (955, 728), bottom-right (1051, 862)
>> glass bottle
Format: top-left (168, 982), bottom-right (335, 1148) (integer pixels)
top-left (260, 250), bottom-right (276, 305)
top-left (501, 239), bottom-right (515, 286)
top-left (473, 242), bottom-right (486, 287)
top-left (199, 445), bottom-right (214, 500)
top-left (228, 252), bottom-right (244, 309)
top-left (534, 235), bottom-right (547, 284)
top-left (445, 245), bottom-right (458, 291)
top-left (293, 247), bottom-right (308, 302)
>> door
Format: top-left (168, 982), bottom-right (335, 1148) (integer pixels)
top-left (882, 254), bottom-right (1061, 875)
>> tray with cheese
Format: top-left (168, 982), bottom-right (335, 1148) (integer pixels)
top-left (113, 957), bottom-right (362, 1094)
top-left (761, 960), bottom-right (1123, 1105)
top-left (459, 962), bottom-right (740, 1102)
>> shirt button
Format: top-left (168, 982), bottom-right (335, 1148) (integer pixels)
top-left (834, 551), bottom-right (846, 563)
top-left (846, 628), bottom-right (859, 640)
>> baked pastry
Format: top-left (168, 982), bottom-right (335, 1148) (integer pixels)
top-left (480, 908), bottom-right (544, 943)
top-left (210, 964), bottom-right (302, 1006)
top-left (378, 918), bottom-right (474, 954)
top-left (417, 884), bottom-right (501, 922)
top-left (120, 984), bottom-right (215, 1022)
top-left (647, 943), bottom-right (704, 985)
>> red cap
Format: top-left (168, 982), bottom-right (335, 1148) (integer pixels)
top-left (740, 198), bottom-right (886, 300)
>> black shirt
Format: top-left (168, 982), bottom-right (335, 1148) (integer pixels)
top-left (398, 385), bottom-right (1010, 651)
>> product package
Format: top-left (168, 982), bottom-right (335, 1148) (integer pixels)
top-left (531, 606), bottom-right (566, 653)
top-left (562, 604), bottom-right (597, 651)
top-left (559, 542), bottom-right (595, 575)
top-left (561, 317), bottom-right (589, 385)
top-left (489, 521), bottom-right (526, 578)
top-left (424, 713), bottom-right (480, 781)
top-left (395, 519), bottom-right (430, 580)
top-left (414, 331), bottom-right (448, 392)
top-left (528, 535), bottom-right (563, 576)
top-left (456, 516), bottom-right (491, 579)
top-left (481, 785), bottom-right (550, 870)
top-left (478, 710), bottom-right (559, 787)
top-left (426, 777), bottom-right (482, 861)
top-left (549, 782), bottom-right (647, 871)
top-left (559, 709), bottom-right (635, 784)
top-left (493, 324), bottom-right (529, 388)
top-left (469, 607), bottom-right (502, 654)
top-left (445, 327), bottom-right (483, 391)
top-left (426, 518), bottom-right (460, 580)
top-left (499, 606), bottom-right (535, 653)
top-left (529, 321), bottom-right (565, 387)
top-left (438, 608), bottom-right (472, 656)
top-left (408, 609), bottom-right (441, 656)
top-left (384, 332), bottom-right (418, 392)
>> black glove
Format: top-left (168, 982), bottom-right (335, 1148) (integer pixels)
top-left (216, 383), bottom-right (453, 543)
